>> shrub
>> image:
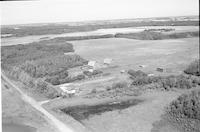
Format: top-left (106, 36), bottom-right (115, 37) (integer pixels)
top-left (83, 70), bottom-right (103, 77)
top-left (91, 88), bottom-right (97, 94)
top-left (184, 60), bottom-right (200, 76)
top-left (73, 74), bottom-right (85, 80)
top-left (127, 70), bottom-right (147, 79)
top-left (128, 70), bottom-right (198, 90)
top-left (112, 81), bottom-right (128, 89)
top-left (167, 90), bottom-right (200, 120)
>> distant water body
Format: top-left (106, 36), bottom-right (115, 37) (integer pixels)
top-left (1, 26), bottom-right (198, 46)
top-left (2, 123), bottom-right (36, 132)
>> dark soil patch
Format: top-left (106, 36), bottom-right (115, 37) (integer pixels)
top-left (61, 99), bottom-right (143, 122)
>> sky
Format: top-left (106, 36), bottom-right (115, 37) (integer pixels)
top-left (0, 0), bottom-right (199, 25)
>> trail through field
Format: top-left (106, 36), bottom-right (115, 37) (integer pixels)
top-left (1, 73), bottom-right (75, 132)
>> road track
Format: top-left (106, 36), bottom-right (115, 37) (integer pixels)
top-left (1, 72), bottom-right (74, 132)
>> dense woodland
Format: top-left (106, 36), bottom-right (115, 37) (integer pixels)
top-left (1, 40), bottom-right (87, 98)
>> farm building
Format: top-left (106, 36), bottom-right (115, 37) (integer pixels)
top-left (60, 86), bottom-right (76, 96)
top-left (88, 61), bottom-right (96, 67)
top-left (103, 58), bottom-right (112, 65)
top-left (148, 74), bottom-right (155, 76)
top-left (139, 65), bottom-right (146, 68)
top-left (120, 70), bottom-right (126, 74)
top-left (156, 68), bottom-right (164, 72)
top-left (88, 69), bottom-right (94, 72)
top-left (87, 61), bottom-right (102, 69)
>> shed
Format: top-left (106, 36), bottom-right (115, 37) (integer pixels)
top-left (88, 69), bottom-right (94, 73)
top-left (156, 68), bottom-right (164, 72)
top-left (88, 61), bottom-right (96, 67)
top-left (120, 70), bottom-right (126, 74)
top-left (60, 86), bottom-right (76, 95)
top-left (139, 65), bottom-right (146, 68)
top-left (103, 58), bottom-right (112, 65)
top-left (148, 74), bottom-right (155, 76)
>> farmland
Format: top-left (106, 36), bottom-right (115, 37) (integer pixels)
top-left (1, 17), bottom-right (200, 132)
top-left (72, 37), bottom-right (199, 75)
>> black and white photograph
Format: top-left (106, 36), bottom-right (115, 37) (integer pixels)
top-left (0, 0), bottom-right (199, 132)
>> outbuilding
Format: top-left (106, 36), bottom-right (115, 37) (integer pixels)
top-left (88, 61), bottom-right (96, 67)
top-left (103, 58), bottom-right (112, 65)
top-left (156, 68), bottom-right (164, 72)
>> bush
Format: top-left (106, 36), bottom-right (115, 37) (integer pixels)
top-left (73, 74), bottom-right (85, 80)
top-left (127, 70), bottom-right (147, 79)
top-left (45, 74), bottom-right (85, 85)
top-left (128, 70), bottom-right (198, 90)
top-left (83, 70), bottom-right (103, 77)
top-left (91, 88), bottom-right (97, 94)
top-left (168, 90), bottom-right (200, 120)
top-left (184, 60), bottom-right (200, 76)
top-left (112, 81), bottom-right (128, 89)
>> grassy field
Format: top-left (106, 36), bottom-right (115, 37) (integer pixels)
top-left (72, 37), bottom-right (199, 76)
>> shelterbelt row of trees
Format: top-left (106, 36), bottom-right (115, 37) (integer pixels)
top-left (1, 39), bottom-right (87, 99)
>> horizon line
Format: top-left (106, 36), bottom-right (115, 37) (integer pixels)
top-left (1, 14), bottom-right (199, 27)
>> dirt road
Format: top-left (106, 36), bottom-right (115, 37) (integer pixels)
top-left (60, 76), bottom-right (115, 87)
top-left (1, 73), bottom-right (75, 132)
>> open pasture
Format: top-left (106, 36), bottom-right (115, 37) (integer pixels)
top-left (72, 37), bottom-right (199, 75)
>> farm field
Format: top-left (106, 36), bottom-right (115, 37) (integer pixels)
top-left (72, 37), bottom-right (199, 76)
